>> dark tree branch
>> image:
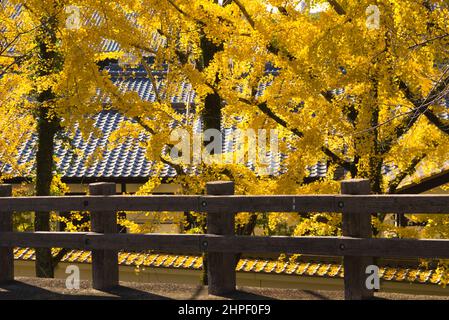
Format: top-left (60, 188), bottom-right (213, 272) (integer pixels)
top-left (388, 154), bottom-right (427, 194)
top-left (328, 0), bottom-right (346, 15)
top-left (233, 0), bottom-right (255, 28)
top-left (424, 111), bottom-right (449, 135)
top-left (409, 33), bottom-right (449, 50)
top-left (388, 119), bottom-right (439, 193)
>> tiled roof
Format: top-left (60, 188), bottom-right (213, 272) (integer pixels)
top-left (15, 111), bottom-right (175, 179)
top-left (11, 109), bottom-right (291, 179)
top-left (10, 104), bottom-right (442, 181)
top-left (13, 248), bottom-right (444, 285)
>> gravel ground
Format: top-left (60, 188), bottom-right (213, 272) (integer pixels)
top-left (0, 277), bottom-right (448, 300)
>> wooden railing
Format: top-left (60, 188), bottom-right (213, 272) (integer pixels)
top-left (1, 179), bottom-right (449, 299)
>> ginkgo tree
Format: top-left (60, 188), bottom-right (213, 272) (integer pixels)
top-left (100, 0), bottom-right (449, 250)
top-left (0, 0), bottom-right (166, 277)
top-left (108, 0), bottom-right (449, 227)
top-left (114, 0), bottom-right (449, 281)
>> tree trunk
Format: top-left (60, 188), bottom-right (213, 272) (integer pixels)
top-left (33, 13), bottom-right (62, 278)
top-left (200, 30), bottom-right (223, 133)
top-left (34, 106), bottom-right (58, 278)
top-left (199, 33), bottom-right (225, 286)
top-left (202, 92), bottom-right (222, 134)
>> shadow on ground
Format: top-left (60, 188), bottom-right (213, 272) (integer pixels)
top-left (1, 277), bottom-right (448, 300)
top-left (0, 280), bottom-right (172, 300)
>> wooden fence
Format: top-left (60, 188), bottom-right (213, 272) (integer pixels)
top-left (1, 179), bottom-right (449, 299)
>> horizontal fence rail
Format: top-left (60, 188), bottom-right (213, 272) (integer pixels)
top-left (1, 232), bottom-right (449, 259)
top-left (1, 194), bottom-right (449, 213)
top-left (1, 179), bottom-right (449, 300)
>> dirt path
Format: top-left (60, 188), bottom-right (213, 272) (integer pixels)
top-left (0, 277), bottom-right (448, 300)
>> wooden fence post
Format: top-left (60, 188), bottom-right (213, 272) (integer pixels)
top-left (89, 182), bottom-right (118, 290)
top-left (206, 181), bottom-right (236, 295)
top-left (341, 179), bottom-right (374, 300)
top-left (0, 184), bottom-right (13, 283)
